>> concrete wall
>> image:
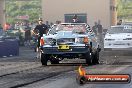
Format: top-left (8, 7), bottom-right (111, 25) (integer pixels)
top-left (0, 0), bottom-right (5, 27)
top-left (110, 0), bottom-right (117, 26)
top-left (42, 0), bottom-right (117, 29)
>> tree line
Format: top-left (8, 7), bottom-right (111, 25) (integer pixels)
top-left (117, 0), bottom-right (132, 21)
top-left (5, 0), bottom-right (42, 24)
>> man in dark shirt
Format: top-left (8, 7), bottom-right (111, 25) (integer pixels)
top-left (33, 18), bottom-right (48, 58)
top-left (72, 14), bottom-right (82, 23)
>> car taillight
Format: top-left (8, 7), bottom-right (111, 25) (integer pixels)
top-left (83, 37), bottom-right (89, 44)
top-left (40, 38), bottom-right (45, 46)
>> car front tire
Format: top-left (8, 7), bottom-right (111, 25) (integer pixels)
top-left (41, 53), bottom-right (48, 66)
top-left (85, 52), bottom-right (92, 65)
top-left (92, 51), bottom-right (99, 64)
top-left (50, 59), bottom-right (59, 64)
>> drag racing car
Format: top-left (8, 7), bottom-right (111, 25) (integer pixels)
top-left (40, 23), bottom-right (101, 65)
top-left (104, 25), bottom-right (132, 50)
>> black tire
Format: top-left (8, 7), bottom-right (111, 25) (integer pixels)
top-left (76, 76), bottom-right (87, 85)
top-left (50, 59), bottom-right (59, 64)
top-left (41, 53), bottom-right (48, 66)
top-left (92, 51), bottom-right (99, 64)
top-left (85, 52), bottom-right (92, 65)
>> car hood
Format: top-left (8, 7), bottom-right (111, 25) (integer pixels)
top-left (43, 31), bottom-right (88, 39)
top-left (105, 33), bottom-right (132, 39)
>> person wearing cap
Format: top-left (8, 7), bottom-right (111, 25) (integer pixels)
top-left (72, 14), bottom-right (82, 23)
top-left (72, 14), bottom-right (78, 23)
top-left (33, 18), bottom-right (48, 58)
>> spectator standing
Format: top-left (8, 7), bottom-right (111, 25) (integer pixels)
top-left (97, 20), bottom-right (103, 45)
top-left (0, 24), bottom-right (3, 35)
top-left (15, 22), bottom-right (20, 30)
top-left (24, 25), bottom-right (31, 46)
top-left (46, 21), bottom-right (51, 28)
top-left (72, 14), bottom-right (82, 23)
top-left (50, 22), bottom-right (53, 27)
top-left (4, 23), bottom-right (10, 31)
top-left (92, 22), bottom-right (98, 35)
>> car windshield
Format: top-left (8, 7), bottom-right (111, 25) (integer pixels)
top-left (48, 24), bottom-right (88, 34)
top-left (107, 26), bottom-right (132, 34)
top-left (48, 24), bottom-right (58, 34)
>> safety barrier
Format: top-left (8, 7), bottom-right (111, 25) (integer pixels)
top-left (0, 39), bottom-right (19, 57)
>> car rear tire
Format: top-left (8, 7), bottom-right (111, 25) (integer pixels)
top-left (92, 51), bottom-right (99, 64)
top-left (85, 52), bottom-right (92, 65)
top-left (41, 53), bottom-right (48, 66)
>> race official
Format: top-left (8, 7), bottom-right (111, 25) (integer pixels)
top-left (33, 18), bottom-right (48, 58)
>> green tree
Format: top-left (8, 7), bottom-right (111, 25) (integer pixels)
top-left (5, 0), bottom-right (42, 24)
top-left (117, 0), bottom-right (132, 21)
